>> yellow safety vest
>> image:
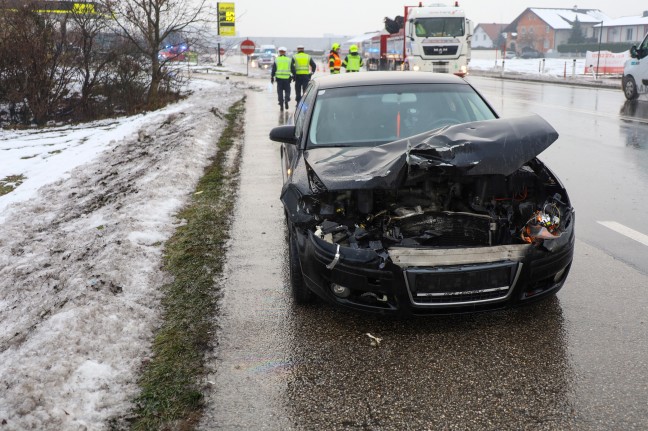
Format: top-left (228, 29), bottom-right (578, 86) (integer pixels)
top-left (344, 54), bottom-right (362, 72)
top-left (275, 55), bottom-right (291, 79)
top-left (293, 52), bottom-right (311, 75)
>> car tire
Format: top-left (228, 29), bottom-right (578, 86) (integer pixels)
top-left (288, 230), bottom-right (315, 304)
top-left (623, 76), bottom-right (639, 100)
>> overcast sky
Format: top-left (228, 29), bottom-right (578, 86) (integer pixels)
top-left (227, 0), bottom-right (643, 38)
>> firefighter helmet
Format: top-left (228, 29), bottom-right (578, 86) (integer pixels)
top-left (331, 43), bottom-right (340, 51)
top-left (349, 45), bottom-right (358, 53)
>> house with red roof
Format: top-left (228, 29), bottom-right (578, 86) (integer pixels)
top-left (503, 7), bottom-right (610, 54)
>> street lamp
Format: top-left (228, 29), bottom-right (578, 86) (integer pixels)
top-left (595, 20), bottom-right (603, 79)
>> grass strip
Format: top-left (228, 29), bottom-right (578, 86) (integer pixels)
top-left (128, 98), bottom-right (246, 431)
top-left (0, 174), bottom-right (26, 197)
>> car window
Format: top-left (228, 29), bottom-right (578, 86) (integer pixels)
top-left (641, 33), bottom-right (648, 51)
top-left (307, 83), bottom-right (497, 148)
top-left (294, 83), bottom-right (317, 143)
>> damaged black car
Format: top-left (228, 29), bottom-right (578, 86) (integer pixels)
top-left (270, 72), bottom-right (574, 315)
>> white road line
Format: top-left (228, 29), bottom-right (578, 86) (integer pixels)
top-left (597, 221), bottom-right (648, 247)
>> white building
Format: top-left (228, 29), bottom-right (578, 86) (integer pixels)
top-left (595, 11), bottom-right (648, 44)
top-left (472, 23), bottom-right (506, 49)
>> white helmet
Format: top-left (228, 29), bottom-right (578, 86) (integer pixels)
top-left (278, 46), bottom-right (287, 52)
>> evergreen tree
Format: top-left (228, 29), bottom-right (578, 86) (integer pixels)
top-left (569, 17), bottom-right (586, 44)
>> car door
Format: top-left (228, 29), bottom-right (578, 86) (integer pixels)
top-left (281, 82), bottom-right (317, 183)
top-left (637, 33), bottom-right (648, 94)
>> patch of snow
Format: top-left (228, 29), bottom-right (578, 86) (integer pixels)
top-left (0, 76), bottom-right (250, 429)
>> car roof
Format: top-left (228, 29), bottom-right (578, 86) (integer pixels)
top-left (312, 71), bottom-right (468, 90)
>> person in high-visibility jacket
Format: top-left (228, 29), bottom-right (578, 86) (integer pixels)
top-left (328, 43), bottom-right (341, 74)
top-left (291, 45), bottom-right (317, 105)
top-left (342, 45), bottom-right (364, 72)
top-left (271, 46), bottom-right (293, 111)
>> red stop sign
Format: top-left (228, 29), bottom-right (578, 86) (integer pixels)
top-left (240, 39), bottom-right (255, 56)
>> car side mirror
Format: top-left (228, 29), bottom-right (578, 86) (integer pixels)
top-left (269, 125), bottom-right (297, 145)
top-left (631, 45), bottom-right (638, 58)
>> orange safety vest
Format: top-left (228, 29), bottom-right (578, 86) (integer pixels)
top-left (328, 51), bottom-right (341, 74)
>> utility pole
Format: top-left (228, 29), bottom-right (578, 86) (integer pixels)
top-left (595, 21), bottom-right (603, 79)
top-left (216, 21), bottom-right (222, 66)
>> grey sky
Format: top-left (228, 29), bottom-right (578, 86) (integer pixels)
top-left (229, 0), bottom-right (643, 38)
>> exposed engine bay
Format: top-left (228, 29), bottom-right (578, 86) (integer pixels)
top-left (301, 159), bottom-right (573, 251)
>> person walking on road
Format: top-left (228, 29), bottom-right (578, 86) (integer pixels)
top-left (328, 43), bottom-right (342, 74)
top-left (342, 45), bottom-right (364, 72)
top-left (271, 46), bottom-right (292, 111)
top-left (291, 45), bottom-right (317, 105)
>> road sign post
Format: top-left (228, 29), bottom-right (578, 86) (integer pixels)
top-left (240, 39), bottom-right (256, 76)
top-left (217, 2), bottom-right (235, 66)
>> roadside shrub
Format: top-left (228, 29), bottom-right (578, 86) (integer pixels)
top-left (0, 5), bottom-right (75, 125)
top-left (0, 2), bottom-right (189, 128)
top-left (98, 49), bottom-right (150, 116)
top-left (557, 42), bottom-right (634, 54)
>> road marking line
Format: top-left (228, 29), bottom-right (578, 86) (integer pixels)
top-left (597, 221), bottom-right (648, 247)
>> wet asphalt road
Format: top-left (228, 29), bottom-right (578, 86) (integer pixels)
top-left (467, 76), bottom-right (648, 275)
top-left (200, 75), bottom-right (648, 430)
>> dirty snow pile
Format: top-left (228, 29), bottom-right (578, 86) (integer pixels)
top-left (0, 76), bottom-right (246, 429)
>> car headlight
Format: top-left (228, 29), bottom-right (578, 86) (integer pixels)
top-left (307, 168), bottom-right (327, 194)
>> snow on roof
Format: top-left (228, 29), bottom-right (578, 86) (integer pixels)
top-left (596, 14), bottom-right (648, 27)
top-left (475, 23), bottom-right (507, 41)
top-left (530, 8), bottom-right (610, 30)
top-left (343, 32), bottom-right (382, 45)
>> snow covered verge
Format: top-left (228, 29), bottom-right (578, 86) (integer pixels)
top-left (0, 77), bottom-right (248, 429)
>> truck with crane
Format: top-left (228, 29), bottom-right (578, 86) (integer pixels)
top-left (363, 2), bottom-right (472, 76)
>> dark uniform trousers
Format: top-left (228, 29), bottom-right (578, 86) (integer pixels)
top-left (294, 75), bottom-right (311, 103)
top-left (276, 78), bottom-right (291, 106)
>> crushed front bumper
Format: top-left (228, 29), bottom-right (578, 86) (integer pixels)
top-left (295, 228), bottom-right (574, 316)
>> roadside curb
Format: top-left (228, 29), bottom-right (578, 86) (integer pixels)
top-left (468, 69), bottom-right (621, 90)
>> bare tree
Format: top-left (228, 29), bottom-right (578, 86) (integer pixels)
top-left (66, 4), bottom-right (113, 116)
top-left (99, 0), bottom-right (206, 109)
top-left (518, 32), bottom-right (539, 51)
top-left (0, 4), bottom-right (76, 125)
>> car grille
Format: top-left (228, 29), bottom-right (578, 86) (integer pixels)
top-left (432, 62), bottom-right (450, 73)
top-left (404, 261), bottom-right (521, 307)
top-left (422, 46), bottom-right (458, 56)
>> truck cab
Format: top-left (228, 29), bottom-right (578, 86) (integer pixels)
top-left (622, 32), bottom-right (648, 100)
top-left (404, 4), bottom-right (472, 76)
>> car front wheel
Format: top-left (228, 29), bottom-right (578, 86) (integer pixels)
top-left (288, 231), bottom-right (315, 304)
top-left (623, 75), bottom-right (638, 100)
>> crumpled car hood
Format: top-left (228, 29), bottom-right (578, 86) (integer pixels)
top-left (302, 114), bottom-right (558, 191)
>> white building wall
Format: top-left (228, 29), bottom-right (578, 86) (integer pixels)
top-left (472, 27), bottom-right (494, 48)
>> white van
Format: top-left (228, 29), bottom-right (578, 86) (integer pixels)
top-left (260, 44), bottom-right (277, 55)
top-left (622, 32), bottom-right (648, 100)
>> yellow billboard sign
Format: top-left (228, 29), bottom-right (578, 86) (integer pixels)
top-left (1, 1), bottom-right (97, 14)
top-left (218, 2), bottom-right (235, 36)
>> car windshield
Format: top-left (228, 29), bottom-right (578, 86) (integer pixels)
top-left (307, 83), bottom-right (497, 148)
